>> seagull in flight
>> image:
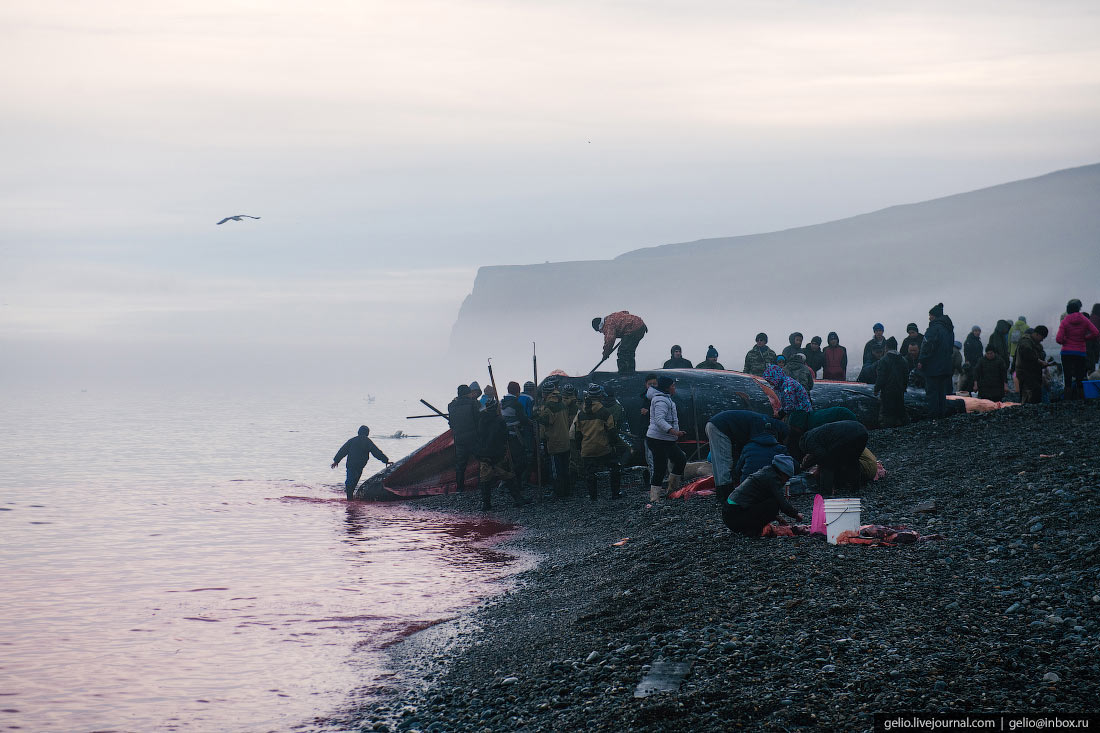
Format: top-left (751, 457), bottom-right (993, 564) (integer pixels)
top-left (216, 215), bottom-right (261, 225)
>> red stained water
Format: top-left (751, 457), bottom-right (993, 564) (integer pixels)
top-left (0, 389), bottom-right (524, 732)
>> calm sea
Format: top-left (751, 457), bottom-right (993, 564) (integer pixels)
top-left (0, 385), bottom-right (519, 732)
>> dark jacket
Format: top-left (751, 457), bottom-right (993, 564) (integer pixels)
top-left (822, 345), bottom-right (848, 381)
top-left (695, 359), bottom-right (726, 370)
top-left (856, 359), bottom-right (879, 384)
top-left (899, 332), bottom-right (924, 356)
top-left (447, 396), bottom-right (480, 447)
top-left (919, 315), bottom-right (955, 377)
top-left (863, 336), bottom-right (886, 365)
top-left (963, 332), bottom-right (983, 367)
top-left (733, 434), bottom-right (788, 485)
top-left (781, 344), bottom-right (803, 361)
top-left (476, 409), bottom-right (509, 460)
top-left (874, 352), bottom-right (910, 396)
top-left (333, 426), bottom-right (389, 471)
top-left (799, 421), bottom-right (869, 460)
top-left (500, 394), bottom-right (530, 436)
top-left (663, 356), bottom-right (692, 368)
top-left (974, 355), bottom-right (1007, 401)
top-left (726, 465), bottom-right (798, 519)
top-left (1014, 336), bottom-right (1046, 385)
top-left (708, 410), bottom-right (767, 446)
top-left (804, 346), bottom-right (825, 376)
top-left (987, 320), bottom-right (1011, 366)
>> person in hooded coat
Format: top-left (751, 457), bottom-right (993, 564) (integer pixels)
top-left (873, 344), bottom-right (911, 427)
top-left (663, 345), bottom-right (693, 369)
top-left (536, 381), bottom-right (573, 498)
top-left (1014, 327), bottom-right (1052, 404)
top-left (696, 345), bottom-right (725, 370)
top-left (332, 425), bottom-right (392, 500)
top-left (961, 325), bottom-right (983, 392)
top-left (781, 332), bottom-right (804, 361)
top-left (763, 364), bottom-right (812, 415)
top-left (732, 421), bottom-right (789, 486)
top-left (784, 406), bottom-right (857, 462)
top-left (822, 332), bottom-right (848, 381)
top-left (784, 352), bottom-right (815, 393)
top-left (987, 319), bottom-right (1012, 372)
top-left (646, 375), bottom-right (687, 501)
top-left (706, 409), bottom-right (769, 498)
top-left (974, 344), bottom-right (1008, 402)
top-left (743, 333), bottom-right (777, 375)
top-left (447, 385), bottom-right (481, 493)
top-left (857, 342), bottom-right (885, 384)
top-left (799, 420), bottom-right (869, 494)
top-left (475, 398), bottom-right (523, 510)
top-left (721, 454), bottom-right (803, 537)
top-left (918, 303), bottom-right (955, 419)
top-left (1056, 299), bottom-right (1100, 400)
top-left (804, 336), bottom-right (825, 376)
top-left (1008, 316), bottom-right (1029, 359)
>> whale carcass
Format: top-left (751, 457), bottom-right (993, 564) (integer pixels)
top-left (357, 368), bottom-right (980, 500)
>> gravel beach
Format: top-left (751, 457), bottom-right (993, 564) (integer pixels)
top-left (347, 402), bottom-right (1100, 732)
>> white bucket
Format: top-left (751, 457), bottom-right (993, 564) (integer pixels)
top-left (823, 498), bottom-right (862, 544)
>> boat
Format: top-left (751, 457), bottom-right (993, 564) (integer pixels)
top-left (356, 368), bottom-right (989, 500)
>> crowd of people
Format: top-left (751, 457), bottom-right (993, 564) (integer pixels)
top-left (347, 299), bottom-right (1098, 532)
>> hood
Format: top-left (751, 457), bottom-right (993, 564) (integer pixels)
top-left (750, 433), bottom-right (779, 447)
top-left (995, 319), bottom-right (1012, 334)
top-left (934, 314), bottom-right (955, 332)
top-left (357, 425), bottom-right (370, 437)
top-left (646, 386), bottom-right (660, 399)
top-left (763, 365), bottom-right (785, 388)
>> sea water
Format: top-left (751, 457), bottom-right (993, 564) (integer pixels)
top-left (0, 385), bottom-right (518, 732)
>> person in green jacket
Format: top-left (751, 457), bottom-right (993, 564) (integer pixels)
top-left (536, 381), bottom-right (574, 498)
top-left (696, 345), bottom-right (726, 370)
top-left (1008, 316), bottom-right (1029, 359)
top-left (570, 385), bottom-right (622, 501)
top-left (744, 333), bottom-right (777, 375)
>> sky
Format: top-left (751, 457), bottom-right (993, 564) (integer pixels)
top-left (2, 0), bottom-right (1099, 391)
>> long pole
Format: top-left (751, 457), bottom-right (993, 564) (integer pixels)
top-left (691, 384), bottom-right (703, 462)
top-left (419, 399), bottom-right (447, 418)
top-left (589, 342), bottom-right (620, 375)
top-left (487, 358), bottom-right (514, 474)
top-left (532, 341), bottom-right (542, 488)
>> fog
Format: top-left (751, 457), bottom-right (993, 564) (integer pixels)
top-left (3, 0), bottom-right (1100, 394)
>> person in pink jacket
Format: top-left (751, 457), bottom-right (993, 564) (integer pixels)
top-left (1056, 299), bottom-right (1100, 399)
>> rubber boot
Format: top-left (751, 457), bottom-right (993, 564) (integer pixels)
top-left (588, 476), bottom-right (598, 501)
top-left (479, 480), bottom-right (492, 511)
top-left (610, 472), bottom-right (622, 499)
top-left (667, 474), bottom-right (682, 498)
top-left (649, 485), bottom-right (661, 502)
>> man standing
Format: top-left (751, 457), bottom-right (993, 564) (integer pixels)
top-left (874, 344), bottom-right (911, 427)
top-left (858, 342), bottom-right (885, 384)
top-left (743, 333), bottom-right (777, 375)
top-left (899, 323), bottom-right (924, 356)
top-left (975, 344), bottom-right (1008, 402)
top-left (696, 345), bottom-right (725, 370)
top-left (918, 302), bottom-right (956, 419)
top-left (663, 345), bottom-right (692, 369)
top-left (447, 385), bottom-right (480, 493)
top-left (782, 332), bottom-right (805, 361)
top-left (1016, 325), bottom-right (1052, 404)
top-left (332, 425), bottom-right (392, 501)
top-left (804, 336), bottom-right (825, 376)
top-left (592, 311), bottom-right (647, 374)
top-left (536, 381), bottom-right (573, 498)
top-left (863, 323), bottom-right (887, 365)
top-left (961, 325), bottom-right (983, 393)
top-left (475, 397), bottom-right (522, 510)
top-left (571, 384), bottom-right (622, 501)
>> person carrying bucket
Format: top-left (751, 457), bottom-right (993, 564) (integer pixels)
top-left (721, 454), bottom-right (803, 537)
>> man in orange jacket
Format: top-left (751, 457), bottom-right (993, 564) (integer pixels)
top-left (592, 311), bottom-right (647, 374)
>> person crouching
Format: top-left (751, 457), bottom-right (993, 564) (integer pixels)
top-left (722, 454), bottom-right (803, 537)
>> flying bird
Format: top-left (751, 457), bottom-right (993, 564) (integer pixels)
top-left (216, 215), bottom-right (261, 225)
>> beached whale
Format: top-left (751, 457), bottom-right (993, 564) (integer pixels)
top-left (357, 368), bottom-right (985, 501)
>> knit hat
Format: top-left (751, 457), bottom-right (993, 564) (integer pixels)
top-left (755, 332), bottom-right (768, 343)
top-left (670, 344), bottom-right (682, 355)
top-left (541, 379), bottom-right (558, 395)
top-left (656, 375), bottom-right (677, 392)
top-left (457, 384), bottom-right (471, 396)
top-left (929, 303), bottom-right (944, 317)
top-left (953, 341), bottom-right (962, 349)
top-left (776, 355), bottom-right (786, 364)
top-left (585, 383), bottom-right (604, 398)
top-left (873, 323), bottom-right (884, 332)
top-left (810, 335), bottom-right (822, 345)
top-left (592, 317), bottom-right (603, 331)
top-left (561, 384), bottom-right (577, 396)
top-left (906, 322), bottom-right (918, 334)
top-left (706, 345), bottom-right (719, 359)
top-left (772, 454), bottom-right (796, 477)
top-left (885, 336), bottom-right (898, 352)
top-left (1018, 316), bottom-right (1027, 322)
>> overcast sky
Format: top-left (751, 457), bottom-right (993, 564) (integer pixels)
top-left (2, 0), bottom-right (1099, 390)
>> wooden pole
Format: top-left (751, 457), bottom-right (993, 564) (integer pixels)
top-left (589, 342), bottom-right (620, 375)
top-left (532, 341), bottom-right (542, 488)
top-left (419, 399), bottom-right (447, 418)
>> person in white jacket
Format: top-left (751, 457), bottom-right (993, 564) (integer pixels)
top-left (645, 375), bottom-right (687, 501)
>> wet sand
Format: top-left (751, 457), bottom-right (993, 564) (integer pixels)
top-left (350, 401), bottom-right (1100, 732)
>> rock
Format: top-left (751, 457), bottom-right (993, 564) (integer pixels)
top-left (1006, 603), bottom-right (1021, 614)
top-left (914, 500), bottom-right (937, 513)
top-left (502, 677), bottom-right (519, 686)
top-left (1030, 523), bottom-right (1044, 533)
top-left (585, 652), bottom-right (600, 664)
top-left (1042, 672), bottom-right (1060, 683)
top-left (821, 665), bottom-right (837, 673)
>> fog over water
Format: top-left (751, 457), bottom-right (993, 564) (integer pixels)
top-left (4, 1), bottom-right (1100, 395)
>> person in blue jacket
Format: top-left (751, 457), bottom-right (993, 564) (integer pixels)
top-left (732, 421), bottom-right (789, 486)
top-left (332, 426), bottom-right (392, 500)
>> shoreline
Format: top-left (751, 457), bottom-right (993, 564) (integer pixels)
top-left (350, 402), bottom-right (1099, 732)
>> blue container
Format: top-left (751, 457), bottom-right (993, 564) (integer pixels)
top-left (1083, 380), bottom-right (1100, 399)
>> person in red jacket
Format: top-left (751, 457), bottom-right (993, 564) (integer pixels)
top-left (1056, 299), bottom-right (1100, 399)
top-left (822, 331), bottom-right (848, 381)
top-left (592, 311), bottom-right (647, 374)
